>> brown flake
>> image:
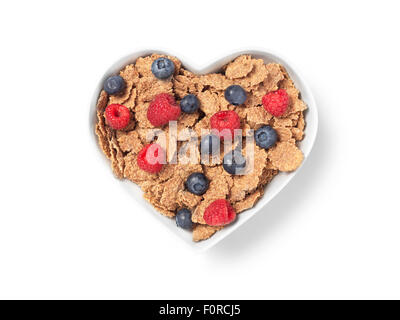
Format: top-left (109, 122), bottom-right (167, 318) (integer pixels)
top-left (273, 117), bottom-right (293, 127)
top-left (95, 92), bottom-right (112, 158)
top-left (193, 224), bottom-right (223, 242)
top-left (178, 113), bottom-right (199, 129)
top-left (95, 123), bottom-right (111, 159)
top-left (225, 55), bottom-right (254, 79)
top-left (109, 135), bottom-right (125, 179)
top-left (96, 90), bottom-right (109, 111)
top-left (135, 102), bottom-right (154, 129)
top-left (157, 164), bottom-right (176, 182)
top-left (197, 91), bottom-right (221, 114)
top-left (198, 73), bottom-right (233, 91)
top-left (194, 116), bottom-right (211, 137)
top-left (234, 189), bottom-right (263, 213)
top-left (275, 126), bottom-right (293, 142)
top-left (291, 127), bottom-right (304, 141)
top-left (124, 88), bottom-right (137, 110)
top-left (136, 76), bottom-right (173, 103)
top-left (268, 142), bottom-right (304, 172)
top-left (116, 130), bottom-right (143, 153)
top-left (159, 174), bottom-right (184, 211)
top-left (236, 58), bottom-right (268, 88)
top-left (173, 74), bottom-right (199, 98)
top-left (177, 190), bottom-right (202, 209)
top-left (263, 63), bottom-right (285, 92)
top-left (297, 112), bottom-right (305, 131)
top-left (246, 107), bottom-right (272, 128)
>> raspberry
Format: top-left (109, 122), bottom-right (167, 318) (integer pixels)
top-left (210, 110), bottom-right (240, 140)
top-left (262, 89), bottom-right (290, 117)
top-left (203, 199), bottom-right (236, 226)
top-left (147, 93), bottom-right (181, 127)
top-left (104, 104), bottom-right (130, 130)
top-left (137, 144), bottom-right (166, 173)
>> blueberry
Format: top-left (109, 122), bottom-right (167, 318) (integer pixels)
top-left (103, 75), bottom-right (125, 95)
top-left (255, 125), bottom-right (278, 150)
top-left (223, 150), bottom-right (246, 174)
top-left (224, 85), bottom-right (247, 105)
top-left (180, 94), bottom-right (199, 114)
top-left (200, 134), bottom-right (220, 156)
top-left (185, 173), bottom-right (209, 195)
top-left (176, 208), bottom-right (193, 230)
top-left (151, 57), bottom-right (175, 79)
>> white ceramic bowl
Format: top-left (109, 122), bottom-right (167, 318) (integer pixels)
top-left (89, 49), bottom-right (318, 251)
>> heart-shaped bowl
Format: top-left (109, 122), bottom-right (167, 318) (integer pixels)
top-left (89, 49), bottom-right (318, 251)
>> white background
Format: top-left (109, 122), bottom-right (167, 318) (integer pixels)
top-left (0, 0), bottom-right (399, 299)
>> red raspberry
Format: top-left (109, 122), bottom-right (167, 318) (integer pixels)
top-left (104, 104), bottom-right (130, 130)
top-left (203, 199), bottom-right (236, 226)
top-left (262, 89), bottom-right (290, 117)
top-left (137, 144), bottom-right (166, 173)
top-left (147, 93), bottom-right (181, 127)
top-left (210, 110), bottom-right (240, 140)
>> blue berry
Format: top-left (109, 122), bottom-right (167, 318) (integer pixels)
top-left (200, 134), bottom-right (220, 156)
top-left (223, 150), bottom-right (246, 174)
top-left (176, 208), bottom-right (193, 230)
top-left (255, 125), bottom-right (277, 150)
top-left (103, 75), bottom-right (125, 95)
top-left (151, 57), bottom-right (175, 79)
top-left (224, 85), bottom-right (247, 105)
top-left (185, 173), bottom-right (209, 195)
top-left (180, 94), bottom-right (199, 113)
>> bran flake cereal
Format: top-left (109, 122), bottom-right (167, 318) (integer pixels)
top-left (95, 54), bottom-right (307, 241)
